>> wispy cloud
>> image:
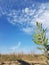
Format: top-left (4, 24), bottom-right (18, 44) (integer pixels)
top-left (22, 27), bottom-right (33, 34)
top-left (10, 42), bottom-right (21, 51)
top-left (0, 1), bottom-right (49, 34)
top-left (0, 42), bottom-right (21, 54)
top-left (6, 3), bottom-right (49, 34)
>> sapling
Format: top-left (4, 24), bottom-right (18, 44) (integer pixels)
top-left (32, 22), bottom-right (49, 65)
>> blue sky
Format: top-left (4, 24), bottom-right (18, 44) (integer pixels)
top-left (0, 0), bottom-right (49, 54)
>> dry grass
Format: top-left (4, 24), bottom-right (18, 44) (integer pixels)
top-left (0, 53), bottom-right (46, 62)
top-left (0, 53), bottom-right (47, 65)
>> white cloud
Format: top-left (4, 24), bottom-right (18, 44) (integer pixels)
top-left (35, 10), bottom-right (49, 28)
top-left (0, 2), bottom-right (49, 34)
top-left (25, 8), bottom-right (29, 13)
top-left (23, 27), bottom-right (33, 34)
top-left (6, 3), bottom-right (49, 34)
top-left (0, 42), bottom-right (21, 54)
top-left (24, 7), bottom-right (36, 16)
top-left (10, 42), bottom-right (21, 51)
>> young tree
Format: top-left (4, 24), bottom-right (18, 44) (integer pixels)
top-left (32, 22), bottom-right (49, 65)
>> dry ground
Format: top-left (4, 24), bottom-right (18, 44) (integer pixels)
top-left (0, 54), bottom-right (47, 65)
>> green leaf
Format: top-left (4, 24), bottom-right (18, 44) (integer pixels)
top-left (46, 45), bottom-right (49, 51)
top-left (36, 22), bottom-right (42, 31)
top-left (46, 39), bottom-right (48, 44)
top-left (43, 28), bottom-right (47, 33)
top-left (32, 22), bottom-right (48, 50)
top-left (33, 39), bottom-right (43, 45)
top-left (37, 47), bottom-right (44, 50)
